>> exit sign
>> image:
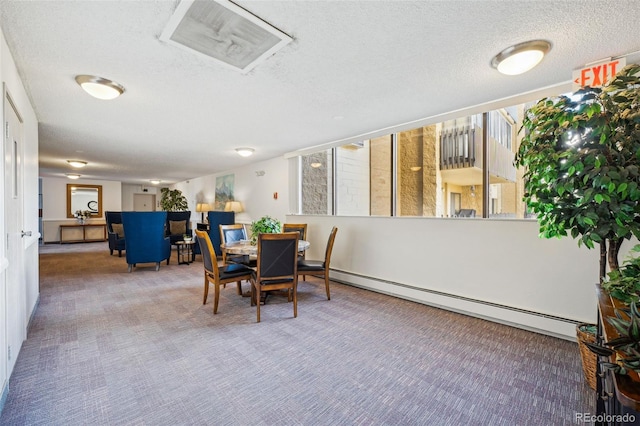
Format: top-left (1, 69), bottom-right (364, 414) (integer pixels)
top-left (572, 58), bottom-right (626, 90)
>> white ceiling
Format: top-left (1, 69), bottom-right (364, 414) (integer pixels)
top-left (1, 0), bottom-right (639, 185)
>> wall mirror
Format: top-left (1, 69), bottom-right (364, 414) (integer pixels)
top-left (67, 184), bottom-right (103, 218)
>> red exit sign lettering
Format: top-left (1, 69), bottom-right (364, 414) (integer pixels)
top-left (572, 58), bottom-right (626, 90)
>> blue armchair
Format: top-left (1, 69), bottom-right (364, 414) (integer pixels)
top-left (165, 211), bottom-right (193, 245)
top-left (122, 211), bottom-right (171, 272)
top-left (105, 211), bottom-right (125, 257)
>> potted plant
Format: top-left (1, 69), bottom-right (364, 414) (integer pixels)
top-left (602, 244), bottom-right (640, 305)
top-left (250, 215), bottom-right (282, 245)
top-left (514, 63), bottom-right (640, 387)
top-left (160, 188), bottom-right (188, 211)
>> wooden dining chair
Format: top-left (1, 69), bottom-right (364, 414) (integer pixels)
top-left (283, 223), bottom-right (308, 258)
top-left (250, 232), bottom-right (299, 323)
top-left (195, 230), bottom-right (253, 314)
top-left (297, 227), bottom-right (338, 300)
top-left (219, 223), bottom-right (248, 265)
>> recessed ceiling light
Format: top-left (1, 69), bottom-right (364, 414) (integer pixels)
top-left (491, 40), bottom-right (551, 75)
top-left (67, 160), bottom-right (87, 168)
top-left (66, 173), bottom-right (81, 180)
top-left (235, 148), bottom-right (254, 157)
top-left (75, 75), bottom-right (125, 100)
top-left (150, 179), bottom-right (161, 185)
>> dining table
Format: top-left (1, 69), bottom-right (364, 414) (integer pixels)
top-left (221, 239), bottom-right (310, 259)
top-left (220, 239), bottom-right (310, 302)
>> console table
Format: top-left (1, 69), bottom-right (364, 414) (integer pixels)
top-left (60, 223), bottom-right (107, 244)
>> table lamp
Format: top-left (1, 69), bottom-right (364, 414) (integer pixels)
top-left (224, 201), bottom-right (243, 213)
top-left (196, 203), bottom-right (211, 222)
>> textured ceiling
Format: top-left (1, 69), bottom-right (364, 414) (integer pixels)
top-left (1, 0), bottom-right (639, 185)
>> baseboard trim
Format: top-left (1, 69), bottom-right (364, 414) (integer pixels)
top-left (330, 268), bottom-right (581, 341)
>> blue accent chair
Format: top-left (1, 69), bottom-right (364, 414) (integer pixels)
top-left (105, 211), bottom-right (126, 257)
top-left (122, 211), bottom-right (171, 272)
top-left (165, 211), bottom-right (193, 245)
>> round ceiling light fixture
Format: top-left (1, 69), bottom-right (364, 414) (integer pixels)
top-left (310, 162), bottom-right (322, 168)
top-left (67, 160), bottom-right (87, 168)
top-left (66, 173), bottom-right (81, 179)
top-left (235, 147), bottom-right (254, 157)
top-left (75, 75), bottom-right (125, 100)
top-left (491, 40), bottom-right (551, 76)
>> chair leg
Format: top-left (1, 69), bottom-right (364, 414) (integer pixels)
top-left (324, 273), bottom-right (331, 300)
top-left (118, 250), bottom-right (122, 257)
top-left (203, 275), bottom-right (209, 305)
top-left (236, 280), bottom-right (242, 296)
top-left (255, 285), bottom-right (261, 322)
top-left (213, 283), bottom-right (220, 314)
top-left (110, 249), bottom-right (113, 255)
top-left (155, 262), bottom-right (160, 271)
top-left (127, 264), bottom-right (132, 273)
top-left (293, 284), bottom-right (297, 318)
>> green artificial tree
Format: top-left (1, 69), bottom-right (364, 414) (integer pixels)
top-left (515, 64), bottom-right (640, 282)
top-left (159, 188), bottom-right (188, 212)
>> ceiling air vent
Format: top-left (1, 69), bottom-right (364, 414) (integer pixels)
top-left (159, 0), bottom-right (292, 74)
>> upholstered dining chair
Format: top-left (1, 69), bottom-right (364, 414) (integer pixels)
top-left (297, 227), bottom-right (338, 300)
top-left (282, 223), bottom-right (308, 259)
top-left (219, 224), bottom-right (251, 265)
top-left (195, 230), bottom-right (253, 314)
top-left (250, 232), bottom-right (299, 323)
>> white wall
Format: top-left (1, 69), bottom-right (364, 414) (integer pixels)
top-left (289, 214), bottom-right (603, 340)
top-left (174, 156), bottom-right (290, 226)
top-left (40, 177), bottom-right (121, 242)
top-left (121, 183), bottom-right (159, 211)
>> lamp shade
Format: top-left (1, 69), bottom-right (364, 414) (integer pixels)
top-left (196, 203), bottom-right (211, 213)
top-left (224, 201), bottom-right (243, 213)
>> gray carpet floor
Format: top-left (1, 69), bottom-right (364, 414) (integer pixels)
top-left (0, 241), bottom-right (594, 425)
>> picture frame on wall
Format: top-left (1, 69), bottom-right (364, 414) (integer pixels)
top-left (215, 174), bottom-right (234, 210)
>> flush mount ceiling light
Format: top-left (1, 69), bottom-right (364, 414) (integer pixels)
top-left (491, 40), bottom-right (551, 75)
top-left (235, 148), bottom-right (254, 157)
top-left (150, 179), bottom-right (161, 185)
top-left (66, 173), bottom-right (81, 180)
top-left (75, 75), bottom-right (125, 100)
top-left (159, 0), bottom-right (292, 74)
top-left (310, 162), bottom-right (322, 168)
top-left (67, 160), bottom-right (87, 168)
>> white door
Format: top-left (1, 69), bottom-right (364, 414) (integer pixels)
top-left (133, 193), bottom-right (155, 211)
top-left (4, 88), bottom-right (25, 378)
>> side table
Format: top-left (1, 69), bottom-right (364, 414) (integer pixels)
top-left (176, 240), bottom-right (195, 265)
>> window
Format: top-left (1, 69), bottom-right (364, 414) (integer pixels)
top-left (295, 103), bottom-right (534, 220)
top-left (301, 150), bottom-right (333, 215)
top-left (336, 142), bottom-right (369, 216)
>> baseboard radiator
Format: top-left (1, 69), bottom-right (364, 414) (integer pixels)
top-left (329, 268), bottom-right (582, 341)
